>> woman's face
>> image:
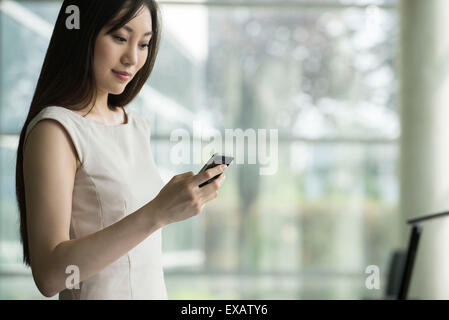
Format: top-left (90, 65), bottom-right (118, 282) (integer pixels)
top-left (93, 6), bottom-right (153, 95)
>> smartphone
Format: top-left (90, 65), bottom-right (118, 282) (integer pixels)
top-left (198, 153), bottom-right (234, 188)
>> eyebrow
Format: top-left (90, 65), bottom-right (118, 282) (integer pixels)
top-left (123, 25), bottom-right (153, 36)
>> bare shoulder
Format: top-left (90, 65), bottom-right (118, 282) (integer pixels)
top-left (24, 119), bottom-right (80, 172)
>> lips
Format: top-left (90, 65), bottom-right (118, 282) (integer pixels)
top-left (113, 70), bottom-right (132, 77)
top-left (112, 70), bottom-right (132, 81)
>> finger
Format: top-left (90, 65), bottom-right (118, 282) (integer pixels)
top-left (199, 203), bottom-right (206, 213)
top-left (199, 179), bottom-right (225, 204)
top-left (198, 173), bottom-right (226, 197)
top-left (194, 164), bottom-right (227, 186)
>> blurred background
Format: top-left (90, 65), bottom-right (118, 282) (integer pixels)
top-left (1, 0), bottom-right (446, 299)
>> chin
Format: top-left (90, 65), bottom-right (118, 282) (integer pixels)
top-left (110, 86), bottom-right (126, 95)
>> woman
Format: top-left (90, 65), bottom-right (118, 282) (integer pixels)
top-left (15, 0), bottom-right (227, 300)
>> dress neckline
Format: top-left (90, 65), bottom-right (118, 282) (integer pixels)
top-left (55, 106), bottom-right (131, 128)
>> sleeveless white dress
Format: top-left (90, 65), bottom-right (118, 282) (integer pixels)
top-left (23, 106), bottom-right (168, 300)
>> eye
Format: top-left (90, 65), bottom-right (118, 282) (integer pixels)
top-left (113, 34), bottom-right (150, 50)
top-left (113, 35), bottom-right (126, 43)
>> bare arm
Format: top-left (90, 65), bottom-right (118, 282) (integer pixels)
top-left (23, 120), bottom-right (164, 297)
top-left (42, 201), bottom-right (162, 297)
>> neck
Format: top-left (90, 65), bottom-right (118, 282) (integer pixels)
top-left (86, 90), bottom-right (111, 116)
top-left (65, 90), bottom-right (120, 117)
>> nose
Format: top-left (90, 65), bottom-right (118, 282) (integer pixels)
top-left (121, 44), bottom-right (138, 67)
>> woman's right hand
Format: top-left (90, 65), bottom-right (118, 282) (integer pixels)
top-left (148, 164), bottom-right (228, 227)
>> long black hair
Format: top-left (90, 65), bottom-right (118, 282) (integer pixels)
top-left (16, 0), bottom-right (162, 267)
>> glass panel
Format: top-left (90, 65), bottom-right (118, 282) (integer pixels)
top-left (202, 5), bottom-right (399, 140)
top-left (0, 143), bottom-right (22, 266)
top-left (0, 275), bottom-right (55, 300)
